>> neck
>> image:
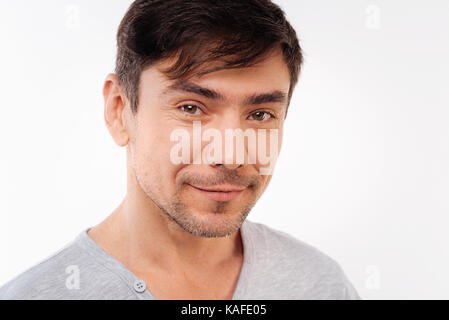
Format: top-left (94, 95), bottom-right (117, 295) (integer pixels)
top-left (87, 185), bottom-right (243, 275)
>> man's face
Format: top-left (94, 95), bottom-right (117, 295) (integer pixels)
top-left (126, 48), bottom-right (290, 238)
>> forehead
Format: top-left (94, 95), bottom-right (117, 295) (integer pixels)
top-left (140, 49), bottom-right (290, 104)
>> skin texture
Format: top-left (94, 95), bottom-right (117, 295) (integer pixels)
top-left (88, 47), bottom-right (290, 299)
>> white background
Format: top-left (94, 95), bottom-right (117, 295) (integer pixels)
top-left (0, 0), bottom-right (448, 299)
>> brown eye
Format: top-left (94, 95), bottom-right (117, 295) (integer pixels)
top-left (179, 104), bottom-right (202, 115)
top-left (249, 111), bottom-right (273, 121)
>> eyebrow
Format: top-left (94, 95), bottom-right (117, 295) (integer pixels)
top-left (161, 80), bottom-right (287, 106)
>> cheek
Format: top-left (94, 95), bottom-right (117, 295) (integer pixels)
top-left (250, 128), bottom-right (283, 174)
top-left (259, 175), bottom-right (272, 194)
top-left (132, 122), bottom-right (179, 191)
top-left (135, 117), bottom-right (174, 163)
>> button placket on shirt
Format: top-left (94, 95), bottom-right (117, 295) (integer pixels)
top-left (133, 279), bottom-right (146, 293)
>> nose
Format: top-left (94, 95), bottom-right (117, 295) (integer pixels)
top-left (204, 110), bottom-right (249, 171)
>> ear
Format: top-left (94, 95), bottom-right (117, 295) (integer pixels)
top-left (103, 73), bottom-right (130, 147)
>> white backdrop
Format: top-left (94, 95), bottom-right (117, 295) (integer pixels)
top-left (0, 0), bottom-right (448, 299)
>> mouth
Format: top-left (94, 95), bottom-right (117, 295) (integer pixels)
top-left (188, 184), bottom-right (246, 202)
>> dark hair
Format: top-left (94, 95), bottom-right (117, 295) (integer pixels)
top-left (115, 0), bottom-right (303, 117)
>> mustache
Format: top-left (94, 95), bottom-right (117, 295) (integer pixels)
top-left (180, 168), bottom-right (260, 189)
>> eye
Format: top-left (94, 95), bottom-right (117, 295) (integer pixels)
top-left (248, 110), bottom-right (274, 121)
top-left (178, 104), bottom-right (202, 116)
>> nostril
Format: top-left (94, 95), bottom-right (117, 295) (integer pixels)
top-left (210, 162), bottom-right (223, 166)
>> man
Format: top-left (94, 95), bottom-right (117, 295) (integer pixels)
top-left (0, 0), bottom-right (360, 299)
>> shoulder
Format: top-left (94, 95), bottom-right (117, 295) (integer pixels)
top-left (242, 220), bottom-right (361, 299)
top-left (243, 219), bottom-right (339, 265)
top-left (0, 238), bottom-right (83, 299)
top-left (0, 232), bottom-right (133, 300)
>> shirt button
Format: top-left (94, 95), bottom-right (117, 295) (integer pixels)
top-left (133, 279), bottom-right (146, 293)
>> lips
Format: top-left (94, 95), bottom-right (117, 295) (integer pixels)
top-left (188, 184), bottom-right (246, 201)
top-left (190, 184), bottom-right (246, 192)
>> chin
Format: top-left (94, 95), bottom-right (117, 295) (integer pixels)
top-left (173, 209), bottom-right (248, 238)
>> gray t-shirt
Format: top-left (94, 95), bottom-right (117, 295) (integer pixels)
top-left (0, 219), bottom-right (361, 300)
